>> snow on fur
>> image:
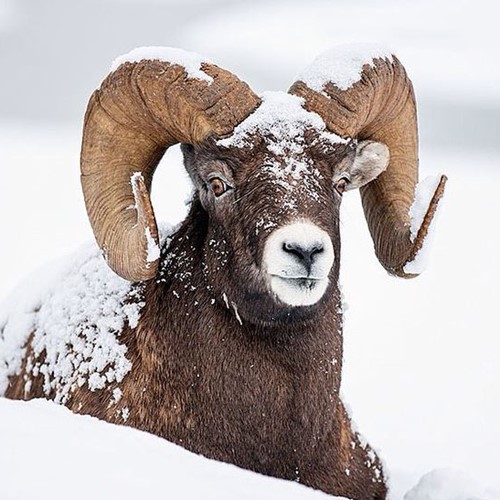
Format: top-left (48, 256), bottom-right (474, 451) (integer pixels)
top-left (341, 395), bottom-right (386, 485)
top-left (0, 243), bottom-right (144, 403)
top-left (296, 44), bottom-right (394, 93)
top-left (0, 222), bottom-right (177, 402)
top-left (217, 91), bottom-right (345, 153)
top-left (404, 175), bottom-right (444, 274)
top-left (110, 46), bottom-right (214, 83)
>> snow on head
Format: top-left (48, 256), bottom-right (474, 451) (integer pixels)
top-left (217, 91), bottom-right (346, 154)
top-left (0, 243), bottom-right (144, 403)
top-left (110, 46), bottom-right (214, 83)
top-left (218, 91), bottom-right (347, 217)
top-left (297, 43), bottom-right (394, 93)
top-left (404, 175), bottom-right (445, 275)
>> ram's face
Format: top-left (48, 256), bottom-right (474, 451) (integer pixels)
top-left (183, 135), bottom-right (388, 326)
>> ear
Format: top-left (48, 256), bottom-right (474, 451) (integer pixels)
top-left (339, 140), bottom-right (389, 191)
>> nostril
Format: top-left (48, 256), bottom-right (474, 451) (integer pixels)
top-left (310, 245), bottom-right (324, 257)
top-left (282, 242), bottom-right (325, 273)
top-left (283, 242), bottom-right (304, 260)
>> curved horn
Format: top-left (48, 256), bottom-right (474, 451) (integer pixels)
top-left (81, 47), bottom-right (260, 281)
top-left (289, 45), bottom-right (447, 277)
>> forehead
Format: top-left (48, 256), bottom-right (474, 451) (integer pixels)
top-left (212, 92), bottom-right (355, 220)
top-left (216, 90), bottom-right (351, 191)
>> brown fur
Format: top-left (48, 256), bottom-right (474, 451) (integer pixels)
top-left (5, 137), bottom-right (387, 499)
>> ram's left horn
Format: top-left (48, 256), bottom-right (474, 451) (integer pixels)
top-left (290, 45), bottom-right (446, 278)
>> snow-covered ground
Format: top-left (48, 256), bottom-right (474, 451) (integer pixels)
top-left (1, 398), bottom-right (498, 500)
top-left (0, 397), bottom-right (334, 500)
top-left (1, 0), bottom-right (499, 498)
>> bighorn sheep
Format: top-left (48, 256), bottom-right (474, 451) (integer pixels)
top-left (0, 45), bottom-right (446, 499)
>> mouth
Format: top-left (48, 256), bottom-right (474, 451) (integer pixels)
top-left (268, 274), bottom-right (329, 307)
top-left (271, 275), bottom-right (323, 288)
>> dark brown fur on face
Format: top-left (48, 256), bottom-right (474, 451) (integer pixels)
top-left (181, 136), bottom-right (347, 327)
top-left (5, 137), bottom-right (387, 500)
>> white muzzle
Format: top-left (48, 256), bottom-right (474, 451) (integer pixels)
top-left (263, 222), bottom-right (334, 306)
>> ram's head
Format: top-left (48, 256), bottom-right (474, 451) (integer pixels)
top-left (81, 46), bottom-right (446, 324)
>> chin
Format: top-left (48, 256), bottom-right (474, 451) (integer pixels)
top-left (269, 276), bottom-right (330, 307)
top-left (231, 279), bottom-right (331, 329)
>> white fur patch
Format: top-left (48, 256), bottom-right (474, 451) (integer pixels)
top-left (263, 222), bottom-right (334, 307)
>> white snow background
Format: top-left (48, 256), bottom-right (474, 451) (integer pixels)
top-left (1, 0), bottom-right (499, 498)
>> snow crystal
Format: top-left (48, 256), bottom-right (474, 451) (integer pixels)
top-left (110, 46), bottom-right (213, 83)
top-left (121, 406), bottom-right (130, 422)
top-left (217, 91), bottom-right (345, 153)
top-left (109, 387), bottom-right (123, 407)
top-left (255, 218), bottom-right (278, 235)
top-left (405, 468), bottom-right (500, 500)
top-left (261, 157), bottom-right (323, 197)
top-left (296, 43), bottom-right (394, 93)
top-left (404, 175), bottom-right (444, 275)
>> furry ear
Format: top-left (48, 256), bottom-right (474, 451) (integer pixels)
top-left (337, 141), bottom-right (390, 191)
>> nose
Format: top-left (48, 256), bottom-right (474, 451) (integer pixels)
top-left (263, 221), bottom-right (334, 306)
top-left (282, 241), bottom-right (324, 274)
top-left (263, 221), bottom-right (334, 280)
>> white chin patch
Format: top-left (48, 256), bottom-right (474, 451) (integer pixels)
top-left (263, 221), bottom-right (334, 307)
top-left (269, 275), bottom-right (330, 307)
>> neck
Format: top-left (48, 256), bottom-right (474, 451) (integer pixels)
top-left (138, 212), bottom-right (344, 476)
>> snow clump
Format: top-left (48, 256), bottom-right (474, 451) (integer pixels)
top-left (217, 90), bottom-right (345, 154)
top-left (404, 175), bottom-right (444, 275)
top-left (110, 46), bottom-right (214, 83)
top-left (296, 43), bottom-right (394, 93)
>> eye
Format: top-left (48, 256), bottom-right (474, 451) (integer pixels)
top-left (208, 177), bottom-right (229, 197)
top-left (334, 176), bottom-right (350, 195)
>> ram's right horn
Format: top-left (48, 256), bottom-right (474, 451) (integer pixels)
top-left (81, 47), bottom-right (260, 282)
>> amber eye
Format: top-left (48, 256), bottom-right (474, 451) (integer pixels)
top-left (208, 177), bottom-right (227, 197)
top-left (334, 177), bottom-right (349, 195)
